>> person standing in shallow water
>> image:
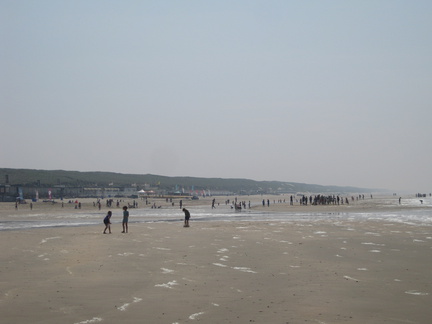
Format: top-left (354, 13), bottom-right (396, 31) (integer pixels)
top-left (122, 206), bottom-right (129, 233)
top-left (182, 208), bottom-right (190, 227)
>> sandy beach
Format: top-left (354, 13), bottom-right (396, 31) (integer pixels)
top-left (1, 196), bottom-right (431, 323)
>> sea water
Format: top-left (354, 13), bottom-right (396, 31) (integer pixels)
top-left (1, 197), bottom-right (431, 231)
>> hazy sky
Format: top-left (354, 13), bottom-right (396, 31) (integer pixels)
top-left (1, 1), bottom-right (431, 192)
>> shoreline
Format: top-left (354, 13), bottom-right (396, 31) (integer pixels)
top-left (2, 194), bottom-right (432, 234)
top-left (3, 194), bottom-right (431, 216)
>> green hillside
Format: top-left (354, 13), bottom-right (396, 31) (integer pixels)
top-left (0, 168), bottom-right (378, 194)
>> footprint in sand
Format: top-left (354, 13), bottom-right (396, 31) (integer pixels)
top-left (217, 248), bottom-right (229, 253)
top-left (362, 242), bottom-right (385, 246)
top-left (40, 236), bottom-right (61, 244)
top-left (343, 275), bottom-right (359, 282)
top-left (314, 231), bottom-right (327, 236)
top-left (73, 317), bottom-right (102, 324)
top-left (232, 267), bottom-right (256, 273)
top-left (405, 290), bottom-right (429, 296)
top-left (38, 253), bottom-right (50, 261)
top-left (213, 263), bottom-right (228, 268)
top-left (155, 280), bottom-right (178, 289)
top-left (117, 297), bottom-right (142, 311)
top-left (161, 268), bottom-right (174, 274)
top-left (189, 312), bottom-right (205, 320)
top-left (213, 263), bottom-right (257, 273)
top-left (365, 232), bottom-right (381, 237)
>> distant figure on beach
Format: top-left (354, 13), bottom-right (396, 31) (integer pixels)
top-left (122, 206), bottom-right (129, 233)
top-left (399, 197), bottom-right (401, 204)
top-left (179, 200), bottom-right (183, 209)
top-left (182, 208), bottom-right (190, 227)
top-left (212, 198), bottom-right (216, 209)
top-left (103, 211), bottom-right (112, 234)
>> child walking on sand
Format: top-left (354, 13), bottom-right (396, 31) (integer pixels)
top-left (103, 211), bottom-right (112, 234)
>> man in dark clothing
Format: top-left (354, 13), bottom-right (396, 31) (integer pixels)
top-left (182, 208), bottom-right (190, 227)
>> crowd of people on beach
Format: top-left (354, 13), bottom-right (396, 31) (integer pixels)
top-left (207, 194), bottom-right (375, 210)
top-left (256, 194), bottom-right (371, 207)
top-left (98, 199), bottom-right (138, 209)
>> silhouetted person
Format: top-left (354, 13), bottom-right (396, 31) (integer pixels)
top-left (182, 208), bottom-right (190, 227)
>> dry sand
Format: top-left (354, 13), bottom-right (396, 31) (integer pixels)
top-left (1, 197), bottom-right (431, 323)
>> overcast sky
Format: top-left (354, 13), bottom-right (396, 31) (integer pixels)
top-left (1, 1), bottom-right (431, 192)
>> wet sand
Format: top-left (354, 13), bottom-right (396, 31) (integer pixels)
top-left (1, 199), bottom-right (431, 323)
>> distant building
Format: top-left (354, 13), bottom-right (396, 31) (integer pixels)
top-left (0, 184), bottom-right (17, 202)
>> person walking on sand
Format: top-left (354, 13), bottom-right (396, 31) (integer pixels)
top-left (182, 208), bottom-right (190, 227)
top-left (122, 206), bottom-right (129, 233)
top-left (103, 211), bottom-right (112, 234)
